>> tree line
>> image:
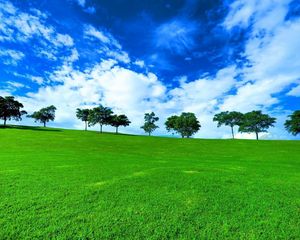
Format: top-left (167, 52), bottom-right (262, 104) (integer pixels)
top-left (1, 96), bottom-right (299, 139)
top-left (76, 106), bottom-right (130, 134)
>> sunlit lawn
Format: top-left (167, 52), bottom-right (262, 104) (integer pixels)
top-left (0, 126), bottom-right (299, 239)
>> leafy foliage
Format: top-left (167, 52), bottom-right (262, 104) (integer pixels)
top-left (141, 112), bottom-right (159, 136)
top-left (213, 111), bottom-right (244, 139)
top-left (165, 115), bottom-right (179, 132)
top-left (238, 110), bottom-right (276, 140)
top-left (110, 114), bottom-right (131, 133)
top-left (165, 112), bottom-right (201, 138)
top-left (28, 105), bottom-right (57, 127)
top-left (88, 105), bottom-right (113, 133)
top-left (285, 110), bottom-right (300, 136)
top-left (76, 108), bottom-right (90, 131)
top-left (0, 96), bottom-right (27, 126)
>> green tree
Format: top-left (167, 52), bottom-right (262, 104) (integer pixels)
top-left (0, 96), bottom-right (27, 126)
top-left (110, 114), bottom-right (131, 134)
top-left (88, 105), bottom-right (113, 133)
top-left (165, 115), bottom-right (179, 134)
top-left (165, 112), bottom-right (201, 138)
top-left (28, 105), bottom-right (57, 127)
top-left (213, 111), bottom-right (244, 139)
top-left (238, 110), bottom-right (276, 140)
top-left (76, 108), bottom-right (90, 131)
top-left (141, 112), bottom-right (159, 136)
top-left (285, 110), bottom-right (300, 136)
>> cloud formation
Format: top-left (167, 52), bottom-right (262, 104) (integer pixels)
top-left (154, 19), bottom-right (198, 55)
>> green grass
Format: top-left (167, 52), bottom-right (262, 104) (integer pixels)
top-left (0, 126), bottom-right (299, 239)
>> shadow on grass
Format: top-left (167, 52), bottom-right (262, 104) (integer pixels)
top-left (0, 125), bottom-right (62, 132)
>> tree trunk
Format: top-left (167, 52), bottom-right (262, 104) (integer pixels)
top-left (100, 124), bottom-right (103, 133)
top-left (43, 122), bottom-right (46, 127)
top-left (116, 127), bottom-right (118, 134)
top-left (85, 121), bottom-right (87, 131)
top-left (255, 132), bottom-right (259, 140)
top-left (231, 126), bottom-right (234, 139)
top-left (3, 118), bottom-right (6, 126)
top-left (149, 132), bottom-right (151, 136)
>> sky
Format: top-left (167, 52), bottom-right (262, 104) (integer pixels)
top-left (0, 0), bottom-right (299, 139)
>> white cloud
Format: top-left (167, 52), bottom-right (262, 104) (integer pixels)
top-left (6, 81), bottom-right (26, 88)
top-left (64, 48), bottom-right (79, 63)
top-left (287, 84), bottom-right (300, 96)
top-left (0, 81), bottom-right (27, 96)
top-left (223, 0), bottom-right (292, 30)
top-left (0, 0), bottom-right (16, 15)
top-left (55, 34), bottom-right (74, 47)
top-left (84, 25), bottom-right (120, 48)
top-left (0, 1), bottom-right (74, 48)
top-left (0, 0), bottom-right (79, 90)
top-left (0, 90), bottom-right (11, 96)
top-left (134, 60), bottom-right (145, 68)
top-left (0, 49), bottom-right (25, 65)
top-left (155, 18), bottom-right (198, 54)
top-left (35, 48), bottom-right (58, 61)
top-left (20, 59), bottom-right (166, 131)
top-left (106, 50), bottom-right (130, 64)
top-left (30, 76), bottom-right (44, 85)
top-left (84, 25), bottom-right (130, 64)
top-left (17, 61), bottom-right (241, 138)
top-left (221, 0), bottom-right (300, 112)
top-left (215, 0), bottom-right (300, 139)
top-left (169, 66), bottom-right (237, 112)
top-left (223, 1), bottom-right (256, 29)
top-left (14, 51), bottom-right (297, 139)
top-left (73, 0), bottom-right (96, 14)
top-left (84, 25), bottom-right (110, 44)
top-left (11, 72), bottom-right (45, 85)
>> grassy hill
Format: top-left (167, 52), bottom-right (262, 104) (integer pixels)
top-left (0, 126), bottom-right (299, 239)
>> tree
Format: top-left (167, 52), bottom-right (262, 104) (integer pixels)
top-left (76, 108), bottom-right (90, 131)
top-left (165, 112), bottom-right (201, 138)
top-left (140, 112), bottom-right (159, 136)
top-left (88, 105), bottom-right (113, 133)
top-left (213, 111), bottom-right (244, 139)
top-left (28, 105), bottom-right (57, 127)
top-left (285, 110), bottom-right (300, 136)
top-left (0, 96), bottom-right (27, 126)
top-left (110, 114), bottom-right (131, 134)
top-left (238, 110), bottom-right (276, 140)
top-left (165, 115), bottom-right (179, 135)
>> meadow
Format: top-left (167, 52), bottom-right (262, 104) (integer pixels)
top-left (0, 126), bottom-right (299, 239)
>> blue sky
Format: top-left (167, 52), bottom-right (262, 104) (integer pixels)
top-left (0, 0), bottom-right (299, 139)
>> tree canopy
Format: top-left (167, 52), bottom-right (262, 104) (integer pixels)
top-left (213, 111), bottom-right (244, 139)
top-left (165, 112), bottom-right (201, 138)
top-left (238, 110), bottom-right (276, 140)
top-left (28, 105), bottom-right (57, 127)
top-left (0, 96), bottom-right (27, 126)
top-left (88, 105), bottom-right (113, 133)
top-left (284, 110), bottom-right (300, 136)
top-left (76, 108), bottom-right (90, 131)
top-left (141, 112), bottom-right (159, 136)
top-left (110, 114), bottom-right (131, 133)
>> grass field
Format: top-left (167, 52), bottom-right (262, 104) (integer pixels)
top-left (0, 126), bottom-right (299, 239)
